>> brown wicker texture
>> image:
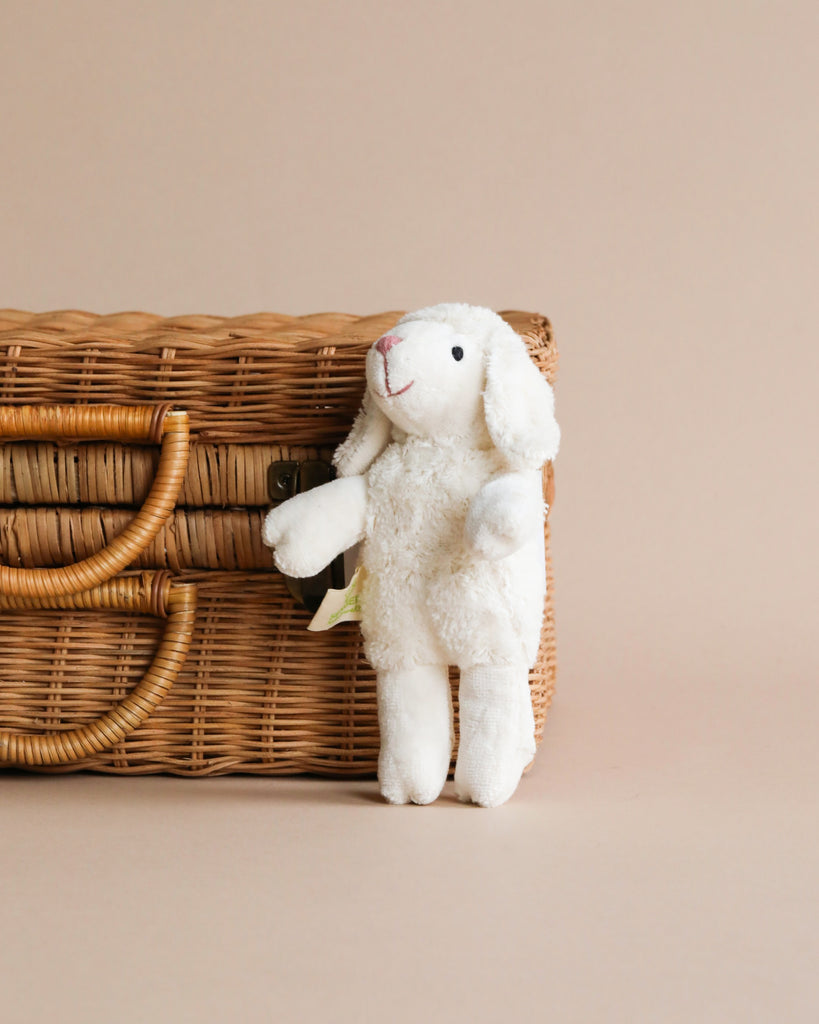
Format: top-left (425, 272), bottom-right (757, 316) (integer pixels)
top-left (0, 406), bottom-right (190, 596)
top-left (0, 441), bottom-right (331, 507)
top-left (0, 310), bottom-right (558, 775)
top-left (0, 310), bottom-right (555, 442)
top-left (0, 572), bottom-right (197, 766)
top-left (0, 569), bottom-right (552, 775)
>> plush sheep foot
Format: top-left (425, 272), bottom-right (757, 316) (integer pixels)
top-left (377, 664), bottom-right (453, 805)
top-left (454, 665), bottom-right (536, 808)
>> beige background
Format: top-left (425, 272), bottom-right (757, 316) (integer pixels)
top-left (1, 1), bottom-right (817, 1021)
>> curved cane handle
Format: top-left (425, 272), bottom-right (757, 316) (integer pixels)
top-left (0, 572), bottom-right (197, 766)
top-left (0, 405), bottom-right (189, 598)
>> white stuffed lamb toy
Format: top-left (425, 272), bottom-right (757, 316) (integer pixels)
top-left (263, 303), bottom-right (559, 807)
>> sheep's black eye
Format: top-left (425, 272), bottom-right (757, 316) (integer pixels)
top-left (451, 346), bottom-right (464, 361)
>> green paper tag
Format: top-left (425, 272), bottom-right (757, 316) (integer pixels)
top-left (307, 566), bottom-right (366, 631)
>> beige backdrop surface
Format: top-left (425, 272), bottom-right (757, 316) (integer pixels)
top-left (1, 2), bottom-right (817, 1022)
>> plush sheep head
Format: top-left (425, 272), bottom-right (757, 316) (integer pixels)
top-left (333, 303), bottom-right (560, 476)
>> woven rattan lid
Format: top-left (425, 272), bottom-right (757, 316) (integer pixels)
top-left (0, 310), bottom-right (556, 445)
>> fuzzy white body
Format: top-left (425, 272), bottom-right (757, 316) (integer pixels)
top-left (263, 303), bottom-right (559, 808)
top-left (361, 438), bottom-right (545, 671)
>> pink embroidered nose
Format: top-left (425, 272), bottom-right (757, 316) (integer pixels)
top-left (375, 334), bottom-right (402, 355)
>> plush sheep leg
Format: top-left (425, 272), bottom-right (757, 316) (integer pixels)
top-left (454, 665), bottom-right (536, 808)
top-left (377, 664), bottom-right (453, 805)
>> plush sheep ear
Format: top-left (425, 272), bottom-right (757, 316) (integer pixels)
top-left (483, 325), bottom-right (560, 470)
top-left (332, 389), bottom-right (392, 477)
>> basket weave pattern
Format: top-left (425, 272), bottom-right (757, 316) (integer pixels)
top-left (0, 310), bottom-right (557, 775)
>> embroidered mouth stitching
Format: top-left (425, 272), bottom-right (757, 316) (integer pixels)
top-left (382, 354), bottom-right (414, 397)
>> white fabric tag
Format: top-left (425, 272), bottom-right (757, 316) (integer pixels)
top-left (307, 566), bottom-right (366, 631)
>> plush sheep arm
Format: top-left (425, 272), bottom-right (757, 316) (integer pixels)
top-left (464, 471), bottom-right (544, 561)
top-left (262, 475), bottom-right (368, 578)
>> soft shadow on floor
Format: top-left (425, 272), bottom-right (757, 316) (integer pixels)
top-left (0, 769), bottom-right (479, 809)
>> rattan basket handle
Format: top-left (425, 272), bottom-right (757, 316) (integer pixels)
top-left (0, 572), bottom-right (197, 766)
top-left (0, 405), bottom-right (189, 598)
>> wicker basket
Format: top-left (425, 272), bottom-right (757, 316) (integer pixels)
top-left (0, 310), bottom-right (557, 775)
